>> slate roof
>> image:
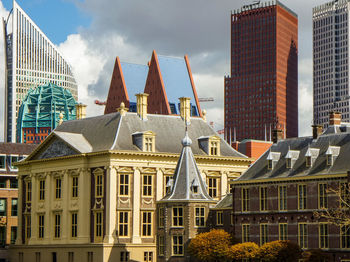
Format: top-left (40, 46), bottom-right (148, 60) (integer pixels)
top-left (159, 131), bottom-right (214, 202)
top-left (0, 143), bottom-right (37, 155)
top-left (52, 112), bottom-right (247, 157)
top-left (236, 125), bottom-right (350, 181)
top-left (213, 193), bottom-right (233, 209)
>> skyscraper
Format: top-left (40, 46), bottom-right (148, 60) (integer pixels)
top-left (225, 0), bottom-right (298, 141)
top-left (2, 1), bottom-right (78, 143)
top-left (313, 0), bottom-right (350, 127)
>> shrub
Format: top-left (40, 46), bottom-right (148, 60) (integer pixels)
top-left (227, 242), bottom-right (259, 260)
top-left (302, 249), bottom-right (330, 262)
top-left (258, 240), bottom-right (302, 262)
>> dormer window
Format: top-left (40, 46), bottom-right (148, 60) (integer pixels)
top-left (132, 131), bottom-right (156, 152)
top-left (326, 154), bottom-right (333, 166)
top-left (286, 158), bottom-right (292, 169)
top-left (305, 147), bottom-right (319, 168)
top-left (266, 150), bottom-right (281, 170)
top-left (166, 179), bottom-right (173, 194)
top-left (191, 178), bottom-right (200, 194)
top-left (210, 141), bottom-right (218, 155)
top-left (198, 136), bottom-right (221, 156)
top-left (306, 156), bottom-right (312, 167)
top-left (325, 145), bottom-right (340, 167)
top-left (268, 160), bottom-right (273, 170)
top-left (285, 148), bottom-right (299, 169)
top-left (145, 137), bottom-right (153, 152)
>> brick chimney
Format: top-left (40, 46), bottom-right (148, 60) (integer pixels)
top-left (329, 111), bottom-right (341, 126)
top-left (75, 103), bottom-right (87, 120)
top-left (179, 97), bottom-right (191, 123)
top-left (272, 129), bottom-right (283, 143)
top-left (136, 93), bottom-right (149, 120)
top-left (312, 124), bottom-right (323, 139)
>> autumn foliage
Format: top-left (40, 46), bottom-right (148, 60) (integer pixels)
top-left (258, 240), bottom-right (302, 262)
top-left (227, 242), bottom-right (259, 260)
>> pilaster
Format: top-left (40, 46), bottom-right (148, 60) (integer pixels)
top-left (104, 166), bottom-right (117, 243)
top-left (132, 167), bottom-right (141, 244)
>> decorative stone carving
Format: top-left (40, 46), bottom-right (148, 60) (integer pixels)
top-left (36, 139), bottom-right (78, 160)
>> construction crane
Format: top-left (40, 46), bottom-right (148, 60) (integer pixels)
top-left (94, 100), bottom-right (107, 106)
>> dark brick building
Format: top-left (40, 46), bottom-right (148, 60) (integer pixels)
top-left (225, 1), bottom-right (298, 141)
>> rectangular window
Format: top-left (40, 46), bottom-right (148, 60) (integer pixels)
top-left (25, 216), bottom-right (31, 240)
top-left (71, 213), bottom-right (78, 238)
top-left (279, 185), bottom-right (287, 211)
top-left (38, 215), bottom-right (44, 239)
top-left (120, 251), bottom-right (129, 262)
top-left (0, 199), bottom-right (6, 216)
top-left (118, 211), bottom-right (129, 237)
top-left (260, 187), bottom-right (268, 211)
top-left (144, 251), bottom-right (153, 262)
top-left (195, 207), bottom-right (205, 227)
top-left (72, 177), bottom-right (78, 198)
top-left (0, 226), bottom-right (5, 246)
top-left (95, 174), bottom-right (103, 198)
top-left (279, 223), bottom-right (288, 241)
top-left (242, 224), bottom-right (250, 242)
top-left (55, 178), bottom-right (62, 199)
top-left (95, 211), bottom-right (103, 240)
top-left (87, 252), bottom-right (93, 262)
top-left (260, 224), bottom-right (268, 245)
top-left (11, 198), bottom-right (18, 216)
top-left (35, 252), bottom-right (41, 262)
top-left (142, 211), bottom-right (152, 236)
top-left (119, 174), bottom-right (129, 196)
top-left (340, 182), bottom-right (350, 207)
top-left (173, 207), bottom-right (184, 227)
top-left (26, 181), bottom-right (32, 203)
top-left (0, 156), bottom-right (5, 169)
top-left (319, 223), bottom-right (329, 249)
top-left (341, 226), bottom-right (350, 248)
top-left (210, 141), bottom-right (218, 155)
top-left (172, 235), bottom-right (184, 256)
top-left (142, 175), bottom-right (152, 196)
top-left (158, 207), bottom-right (164, 228)
top-left (10, 155), bottom-right (19, 170)
top-left (10, 179), bottom-right (18, 188)
top-left (54, 214), bottom-right (61, 238)
top-left (68, 252), bottom-right (74, 262)
top-left (11, 226), bottom-right (17, 244)
top-left (158, 235), bottom-right (165, 256)
top-left (216, 211), bottom-right (223, 226)
top-left (145, 137), bottom-right (153, 152)
top-left (242, 188), bottom-right (250, 212)
top-left (39, 180), bottom-right (45, 200)
top-left (319, 183), bottom-right (328, 209)
top-left (298, 185), bottom-right (307, 210)
top-left (208, 178), bottom-right (218, 198)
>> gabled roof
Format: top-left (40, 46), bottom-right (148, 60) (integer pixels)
top-left (236, 127), bottom-right (350, 182)
top-left (160, 130), bottom-right (213, 202)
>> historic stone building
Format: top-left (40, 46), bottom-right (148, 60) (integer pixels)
top-left (231, 112), bottom-right (350, 260)
top-left (10, 95), bottom-right (251, 262)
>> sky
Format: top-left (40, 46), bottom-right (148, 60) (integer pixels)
top-left (0, 0), bottom-right (333, 141)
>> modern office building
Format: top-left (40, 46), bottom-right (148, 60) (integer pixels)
top-left (16, 83), bottom-right (78, 144)
top-left (104, 50), bottom-right (202, 118)
top-left (313, 0), bottom-right (350, 128)
top-left (225, 0), bottom-right (298, 141)
top-left (2, 1), bottom-right (78, 143)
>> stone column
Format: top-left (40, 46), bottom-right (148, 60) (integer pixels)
top-left (104, 166), bottom-right (117, 243)
top-left (221, 171), bottom-right (228, 197)
top-left (156, 168), bottom-right (163, 201)
top-left (79, 168), bottom-right (90, 242)
top-left (132, 167), bottom-right (141, 244)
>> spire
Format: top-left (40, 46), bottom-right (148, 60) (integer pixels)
top-left (161, 125), bottom-right (212, 202)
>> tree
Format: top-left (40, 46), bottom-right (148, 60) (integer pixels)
top-left (188, 229), bottom-right (231, 261)
top-left (302, 249), bottom-right (330, 262)
top-left (258, 240), bottom-right (302, 262)
top-left (227, 242), bottom-right (259, 260)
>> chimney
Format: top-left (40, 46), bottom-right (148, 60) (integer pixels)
top-left (75, 103), bottom-right (87, 120)
top-left (272, 129), bottom-right (283, 143)
top-left (312, 124), bottom-right (323, 139)
top-left (329, 111), bottom-right (341, 126)
top-left (179, 97), bottom-right (191, 123)
top-left (136, 93), bottom-right (149, 120)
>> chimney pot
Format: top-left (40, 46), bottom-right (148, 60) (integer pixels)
top-left (179, 97), bottom-right (191, 123)
top-left (272, 129), bottom-right (283, 143)
top-left (312, 124), bottom-right (323, 139)
top-left (136, 93), bottom-right (149, 120)
top-left (329, 111), bottom-right (341, 126)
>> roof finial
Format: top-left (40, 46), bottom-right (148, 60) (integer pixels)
top-left (182, 122), bottom-right (192, 147)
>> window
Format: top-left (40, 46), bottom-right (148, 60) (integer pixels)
top-left (319, 223), bottom-right (329, 249)
top-left (306, 156), bottom-right (312, 167)
top-left (95, 174), bottom-right (103, 198)
top-left (164, 175), bottom-right (172, 195)
top-left (0, 179), bottom-right (5, 188)
top-left (319, 183), bottom-right (328, 209)
top-left (120, 251), bottom-right (129, 262)
top-left (10, 156), bottom-right (19, 170)
top-left (0, 199), bottom-right (6, 216)
top-left (172, 235), bottom-right (184, 256)
top-left (230, 211), bottom-right (234, 226)
top-left (119, 174), bottom-right (129, 196)
top-left (326, 154), bottom-right (333, 166)
top-left (158, 207), bottom-right (164, 228)
top-left (35, 252), bottom-right (41, 262)
top-left (71, 213), bottom-right (77, 238)
top-left (242, 224), bottom-right (250, 242)
top-left (298, 223), bottom-right (308, 249)
top-left (39, 180), bottom-right (45, 200)
top-left (144, 251), bottom-right (153, 262)
top-left (158, 235), bottom-right (165, 256)
top-left (0, 156), bottom-right (5, 170)
top-left (68, 252), bottom-right (74, 262)
top-left (267, 160), bottom-right (273, 170)
top-left (0, 226), bottom-right (5, 246)
top-left (19, 252), bottom-right (23, 262)
top-left (195, 207), bottom-right (205, 227)
top-left (210, 141), bottom-right (218, 155)
top-left (279, 185), bottom-right (287, 211)
top-left (38, 215), bottom-right (44, 239)
top-left (55, 178), bottom-right (62, 199)
top-left (260, 187), bottom-right (268, 211)
top-left (11, 226), bottom-right (17, 244)
top-left (279, 223), bottom-right (288, 240)
top-left (11, 198), bottom-right (18, 216)
top-left (172, 206), bottom-right (183, 227)
top-left (144, 137), bottom-right (154, 152)
top-left (95, 211), bottom-right (103, 240)
top-left (260, 224), bottom-right (268, 245)
top-left (286, 158), bottom-right (292, 169)
top-left (10, 179), bottom-right (18, 188)
top-left (26, 181), bottom-right (32, 203)
top-left (142, 211), bottom-right (152, 236)
top-left (208, 178), bottom-right (218, 198)
top-left (298, 185), bottom-right (307, 210)
top-left (216, 211), bottom-right (223, 226)
top-left (54, 214), bottom-right (61, 238)
top-left (118, 211), bottom-right (129, 237)
top-left (72, 177), bottom-right (78, 198)
top-left (340, 182), bottom-right (350, 207)
top-left (25, 216), bottom-right (31, 240)
top-left (341, 226), bottom-right (350, 248)
top-left (242, 188), bottom-right (250, 212)
top-left (87, 252), bottom-right (93, 262)
top-left (142, 175), bottom-right (152, 196)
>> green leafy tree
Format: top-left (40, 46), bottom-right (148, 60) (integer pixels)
top-left (258, 240), bottom-right (302, 262)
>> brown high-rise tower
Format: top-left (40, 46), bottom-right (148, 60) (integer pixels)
top-left (225, 1), bottom-right (298, 141)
